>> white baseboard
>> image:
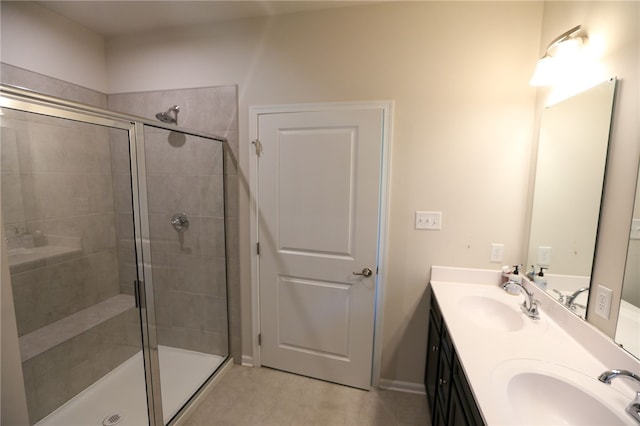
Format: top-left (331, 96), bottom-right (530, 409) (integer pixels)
top-left (241, 355), bottom-right (254, 367)
top-left (378, 378), bottom-right (426, 395)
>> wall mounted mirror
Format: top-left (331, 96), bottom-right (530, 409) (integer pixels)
top-left (616, 176), bottom-right (640, 358)
top-left (526, 78), bottom-right (617, 320)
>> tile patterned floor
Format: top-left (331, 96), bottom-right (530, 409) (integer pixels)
top-left (182, 365), bottom-right (429, 426)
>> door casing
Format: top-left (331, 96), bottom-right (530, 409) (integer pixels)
top-left (248, 101), bottom-right (393, 387)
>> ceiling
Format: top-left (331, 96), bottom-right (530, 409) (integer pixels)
top-left (36, 1), bottom-right (376, 37)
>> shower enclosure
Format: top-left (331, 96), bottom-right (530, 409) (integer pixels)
top-left (0, 85), bottom-right (230, 426)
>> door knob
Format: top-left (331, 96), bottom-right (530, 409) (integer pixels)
top-left (353, 267), bottom-right (373, 278)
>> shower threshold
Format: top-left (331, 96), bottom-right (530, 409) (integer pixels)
top-left (35, 345), bottom-right (224, 426)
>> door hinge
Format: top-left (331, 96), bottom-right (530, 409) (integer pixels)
top-left (252, 139), bottom-right (263, 156)
top-left (257, 242), bottom-right (260, 255)
top-left (258, 333), bottom-right (262, 346)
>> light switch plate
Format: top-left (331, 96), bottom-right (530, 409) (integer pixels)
top-left (415, 211), bottom-right (442, 230)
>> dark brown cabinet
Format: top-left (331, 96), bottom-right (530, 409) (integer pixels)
top-left (425, 292), bottom-right (485, 426)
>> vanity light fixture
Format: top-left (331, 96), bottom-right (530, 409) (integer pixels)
top-left (530, 25), bottom-right (586, 86)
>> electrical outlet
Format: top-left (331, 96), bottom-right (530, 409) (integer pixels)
top-left (490, 243), bottom-right (504, 263)
top-left (415, 211), bottom-right (442, 230)
top-left (537, 246), bottom-right (552, 266)
top-left (631, 219), bottom-right (640, 240)
top-left (596, 285), bottom-right (613, 319)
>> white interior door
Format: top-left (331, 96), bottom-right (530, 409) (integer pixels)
top-left (257, 106), bottom-right (384, 389)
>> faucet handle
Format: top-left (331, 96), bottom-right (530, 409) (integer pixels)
top-left (551, 289), bottom-right (565, 303)
top-left (626, 391), bottom-right (640, 423)
top-left (531, 299), bottom-right (540, 313)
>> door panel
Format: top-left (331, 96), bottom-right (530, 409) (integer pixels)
top-left (258, 107), bottom-right (383, 389)
top-left (278, 277), bottom-right (351, 357)
top-left (278, 127), bottom-right (355, 256)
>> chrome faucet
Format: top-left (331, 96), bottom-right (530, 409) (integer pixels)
top-left (551, 289), bottom-right (565, 304)
top-left (565, 287), bottom-right (589, 310)
top-left (502, 280), bottom-right (540, 320)
top-left (598, 369), bottom-right (640, 423)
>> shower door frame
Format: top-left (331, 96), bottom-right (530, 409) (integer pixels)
top-left (0, 84), bottom-right (229, 426)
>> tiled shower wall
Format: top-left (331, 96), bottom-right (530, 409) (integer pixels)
top-left (0, 67), bottom-right (142, 422)
top-left (108, 87), bottom-right (240, 359)
top-left (2, 115), bottom-right (120, 334)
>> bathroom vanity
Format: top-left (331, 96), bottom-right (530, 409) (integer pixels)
top-left (425, 286), bottom-right (484, 425)
top-left (425, 266), bottom-right (640, 426)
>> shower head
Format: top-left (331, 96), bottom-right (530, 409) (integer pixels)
top-left (155, 105), bottom-right (180, 125)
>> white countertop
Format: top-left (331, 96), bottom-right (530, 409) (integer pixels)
top-left (430, 266), bottom-right (640, 425)
top-left (617, 299), bottom-right (640, 358)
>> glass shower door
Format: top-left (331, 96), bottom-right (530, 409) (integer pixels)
top-left (0, 106), bottom-right (151, 425)
top-left (139, 124), bottom-right (229, 424)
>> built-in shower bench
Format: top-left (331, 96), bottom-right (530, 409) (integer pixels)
top-left (18, 294), bottom-right (135, 362)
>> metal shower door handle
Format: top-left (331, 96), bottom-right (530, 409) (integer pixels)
top-left (353, 267), bottom-right (373, 278)
top-left (171, 212), bottom-right (189, 232)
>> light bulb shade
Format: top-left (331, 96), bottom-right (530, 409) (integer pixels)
top-left (529, 56), bottom-right (556, 86)
top-left (555, 37), bottom-right (583, 58)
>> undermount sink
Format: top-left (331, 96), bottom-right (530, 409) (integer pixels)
top-left (492, 360), bottom-right (631, 425)
top-left (458, 295), bottom-right (547, 333)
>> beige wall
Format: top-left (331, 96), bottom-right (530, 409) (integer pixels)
top-left (0, 2), bottom-right (108, 93)
top-left (1, 1), bottom-right (544, 385)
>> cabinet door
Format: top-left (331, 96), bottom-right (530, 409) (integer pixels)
top-left (425, 313), bottom-right (441, 410)
top-left (436, 347), bottom-right (452, 417)
top-left (453, 355), bottom-right (485, 425)
top-left (447, 385), bottom-right (469, 426)
top-left (433, 401), bottom-right (447, 426)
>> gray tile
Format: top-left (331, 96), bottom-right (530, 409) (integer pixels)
top-left (1, 63), bottom-right (107, 108)
top-left (1, 171), bottom-right (26, 223)
top-left (87, 213), bottom-right (117, 253)
top-left (195, 138), bottom-right (224, 176)
top-left (87, 174), bottom-right (115, 214)
top-left (200, 217), bottom-right (225, 258)
top-left (200, 175), bottom-right (224, 218)
top-left (109, 131), bottom-right (132, 175)
top-left (85, 129), bottom-right (113, 174)
top-left (202, 256), bottom-right (227, 297)
top-left (1, 126), bottom-right (19, 171)
top-left (203, 295), bottom-right (228, 334)
top-left (170, 291), bottom-right (204, 328)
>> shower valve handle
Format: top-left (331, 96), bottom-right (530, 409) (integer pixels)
top-left (171, 212), bottom-right (189, 232)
